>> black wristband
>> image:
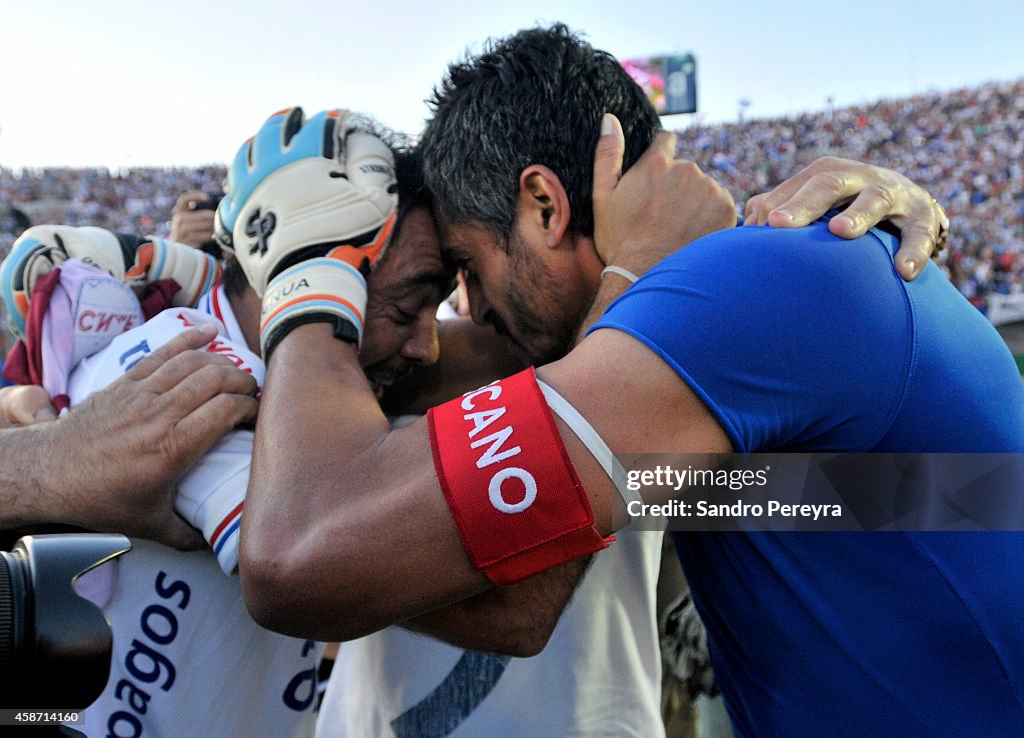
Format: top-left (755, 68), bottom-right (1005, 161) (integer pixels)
top-left (261, 313), bottom-right (358, 361)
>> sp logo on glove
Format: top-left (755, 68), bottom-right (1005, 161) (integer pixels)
top-left (244, 209), bottom-right (278, 258)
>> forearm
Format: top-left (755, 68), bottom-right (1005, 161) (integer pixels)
top-left (0, 412), bottom-right (118, 531)
top-left (241, 324), bottom-right (491, 641)
top-left (0, 424), bottom-right (62, 528)
top-left (403, 556), bottom-right (591, 657)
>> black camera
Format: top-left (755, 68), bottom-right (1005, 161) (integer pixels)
top-left (0, 534), bottom-right (131, 708)
top-left (188, 193), bottom-right (224, 258)
top-left (188, 193), bottom-right (223, 213)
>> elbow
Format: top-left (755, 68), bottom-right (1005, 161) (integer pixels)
top-left (470, 601), bottom-right (561, 657)
top-left (407, 602), bottom-right (558, 657)
top-left (495, 612), bottom-right (558, 657)
top-left (487, 567), bottom-right (580, 656)
top-left (239, 544), bottom-right (305, 636)
top-left (238, 528), bottom-right (328, 637)
top-left (238, 532), bottom-right (393, 642)
top-left (497, 629), bottom-right (553, 658)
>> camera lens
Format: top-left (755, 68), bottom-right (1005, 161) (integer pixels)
top-left (0, 547), bottom-right (31, 697)
top-left (0, 559), bottom-right (9, 669)
top-left (0, 534), bottom-right (130, 708)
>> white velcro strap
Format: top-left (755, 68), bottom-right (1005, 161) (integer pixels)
top-left (536, 378), bottom-right (643, 516)
top-left (260, 256), bottom-right (367, 356)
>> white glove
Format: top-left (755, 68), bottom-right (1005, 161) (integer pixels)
top-left (215, 107), bottom-right (397, 356)
top-left (1, 225), bottom-right (220, 337)
top-left (1, 225), bottom-right (128, 336)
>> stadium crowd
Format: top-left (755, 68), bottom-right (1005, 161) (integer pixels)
top-left (675, 77), bottom-right (1024, 312)
top-left (0, 166), bottom-right (225, 252)
top-left (2, 76), bottom-right (1022, 337)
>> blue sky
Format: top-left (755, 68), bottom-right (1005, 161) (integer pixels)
top-left (1, 0), bottom-right (1021, 169)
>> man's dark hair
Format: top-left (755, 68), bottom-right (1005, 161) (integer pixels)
top-left (222, 250), bottom-right (249, 299)
top-left (394, 147), bottom-right (432, 222)
top-left (420, 23), bottom-right (660, 241)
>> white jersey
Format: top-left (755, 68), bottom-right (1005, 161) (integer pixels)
top-left (318, 529), bottom-right (666, 738)
top-left (67, 285), bottom-right (322, 738)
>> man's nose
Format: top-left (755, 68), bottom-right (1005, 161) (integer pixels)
top-left (403, 309), bottom-right (440, 366)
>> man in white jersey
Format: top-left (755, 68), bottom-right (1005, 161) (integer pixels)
top-left (9, 139), bottom-right (453, 737)
top-left (319, 528), bottom-right (667, 738)
top-left (65, 280), bottom-right (322, 738)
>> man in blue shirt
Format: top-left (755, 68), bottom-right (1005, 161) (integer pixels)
top-left (236, 24), bottom-right (1023, 738)
top-left (593, 216), bottom-right (1024, 735)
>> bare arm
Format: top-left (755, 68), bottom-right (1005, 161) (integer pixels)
top-left (0, 326), bottom-right (258, 549)
top-left (403, 557), bottom-right (591, 657)
top-left (240, 309), bottom-right (728, 642)
top-left (242, 328), bottom-right (489, 640)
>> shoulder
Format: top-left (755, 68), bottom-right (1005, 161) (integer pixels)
top-left (606, 219), bottom-right (906, 332)
top-left (646, 219), bottom-right (896, 284)
top-left (592, 221), bottom-right (913, 451)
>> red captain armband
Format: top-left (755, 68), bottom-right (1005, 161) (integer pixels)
top-left (427, 367), bottom-right (611, 586)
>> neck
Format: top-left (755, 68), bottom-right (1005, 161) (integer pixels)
top-left (575, 235), bottom-right (605, 300)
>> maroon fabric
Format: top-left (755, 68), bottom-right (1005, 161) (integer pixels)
top-left (2, 271), bottom-right (175, 386)
top-left (140, 279), bottom-right (181, 320)
top-left (2, 340), bottom-right (29, 385)
top-left (2, 275), bottom-right (179, 386)
top-left (2, 267), bottom-right (63, 386)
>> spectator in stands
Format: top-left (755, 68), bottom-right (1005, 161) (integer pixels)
top-left (3, 76), bottom-right (1021, 307)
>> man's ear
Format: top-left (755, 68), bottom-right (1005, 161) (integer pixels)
top-left (518, 165), bottom-right (571, 248)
